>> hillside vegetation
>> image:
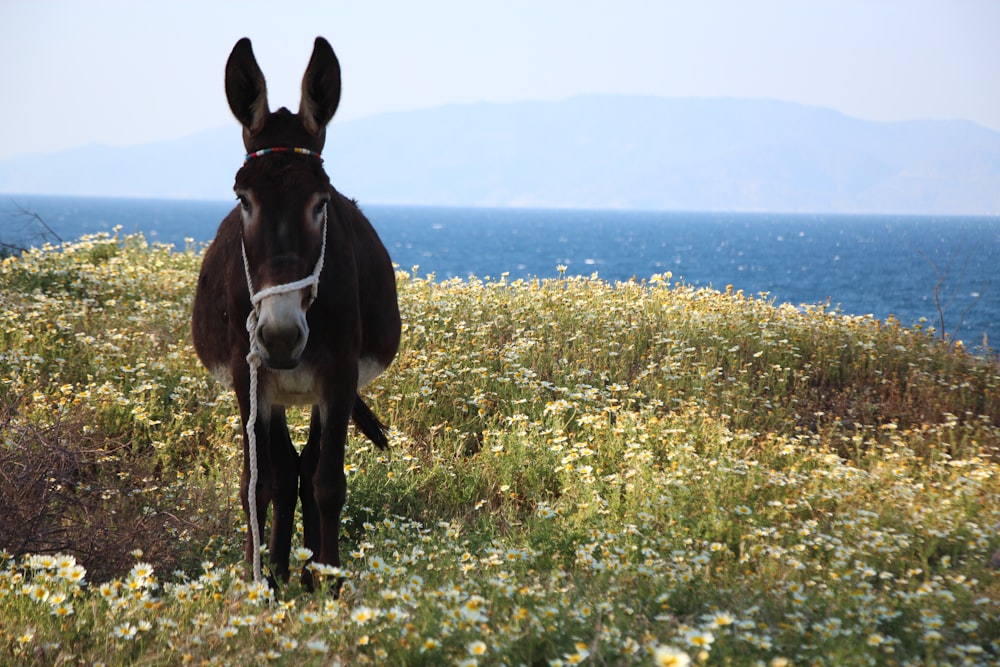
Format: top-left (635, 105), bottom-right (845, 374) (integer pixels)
top-left (1, 231), bottom-right (998, 665)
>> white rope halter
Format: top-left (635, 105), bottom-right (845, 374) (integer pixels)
top-left (240, 203), bottom-right (328, 583)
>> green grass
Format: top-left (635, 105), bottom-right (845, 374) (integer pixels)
top-left (1, 231), bottom-right (998, 666)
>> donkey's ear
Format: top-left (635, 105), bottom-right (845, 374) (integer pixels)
top-left (225, 38), bottom-right (269, 134)
top-left (299, 37), bottom-right (341, 137)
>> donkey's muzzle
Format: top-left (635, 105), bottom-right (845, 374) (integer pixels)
top-left (255, 292), bottom-right (309, 368)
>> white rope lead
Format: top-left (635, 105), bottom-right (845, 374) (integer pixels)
top-left (241, 207), bottom-right (327, 583)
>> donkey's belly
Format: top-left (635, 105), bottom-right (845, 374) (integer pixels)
top-left (265, 356), bottom-right (387, 406)
top-left (267, 366), bottom-right (321, 406)
top-left (357, 357), bottom-right (387, 390)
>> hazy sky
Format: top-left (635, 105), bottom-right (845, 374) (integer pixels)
top-left (1, 0), bottom-right (998, 160)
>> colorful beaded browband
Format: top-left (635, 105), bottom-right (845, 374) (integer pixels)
top-left (244, 147), bottom-right (323, 163)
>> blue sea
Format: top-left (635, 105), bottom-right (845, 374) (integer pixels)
top-left (3, 194), bottom-right (998, 350)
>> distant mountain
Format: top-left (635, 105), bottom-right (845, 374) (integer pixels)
top-left (2, 96), bottom-right (999, 215)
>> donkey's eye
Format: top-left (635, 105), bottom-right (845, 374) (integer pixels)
top-left (236, 194), bottom-right (251, 213)
top-left (313, 199), bottom-right (329, 219)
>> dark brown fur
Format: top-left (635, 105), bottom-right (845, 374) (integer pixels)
top-left (191, 37), bottom-right (400, 586)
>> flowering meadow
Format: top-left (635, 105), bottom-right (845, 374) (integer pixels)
top-left (1, 230), bottom-right (998, 666)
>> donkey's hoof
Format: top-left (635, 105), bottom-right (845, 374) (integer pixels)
top-left (301, 566), bottom-right (345, 598)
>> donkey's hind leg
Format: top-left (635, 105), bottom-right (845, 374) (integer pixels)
top-left (268, 407), bottom-right (300, 584)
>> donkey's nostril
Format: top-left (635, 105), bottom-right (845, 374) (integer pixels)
top-left (260, 323), bottom-right (300, 347)
top-left (258, 321), bottom-right (306, 367)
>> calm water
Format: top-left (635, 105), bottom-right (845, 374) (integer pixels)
top-left (3, 194), bottom-right (998, 349)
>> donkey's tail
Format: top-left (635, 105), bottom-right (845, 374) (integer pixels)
top-left (352, 395), bottom-right (390, 450)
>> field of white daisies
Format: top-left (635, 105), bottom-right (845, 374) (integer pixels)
top-left (1, 230), bottom-right (998, 666)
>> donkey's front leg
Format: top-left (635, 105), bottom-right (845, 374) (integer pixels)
top-left (268, 407), bottom-right (300, 583)
top-left (239, 405), bottom-right (273, 573)
top-left (298, 405), bottom-right (322, 587)
top-left (311, 386), bottom-right (354, 587)
top-left (234, 361), bottom-right (275, 580)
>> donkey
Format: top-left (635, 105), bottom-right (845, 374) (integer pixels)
top-left (192, 37), bottom-right (400, 588)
